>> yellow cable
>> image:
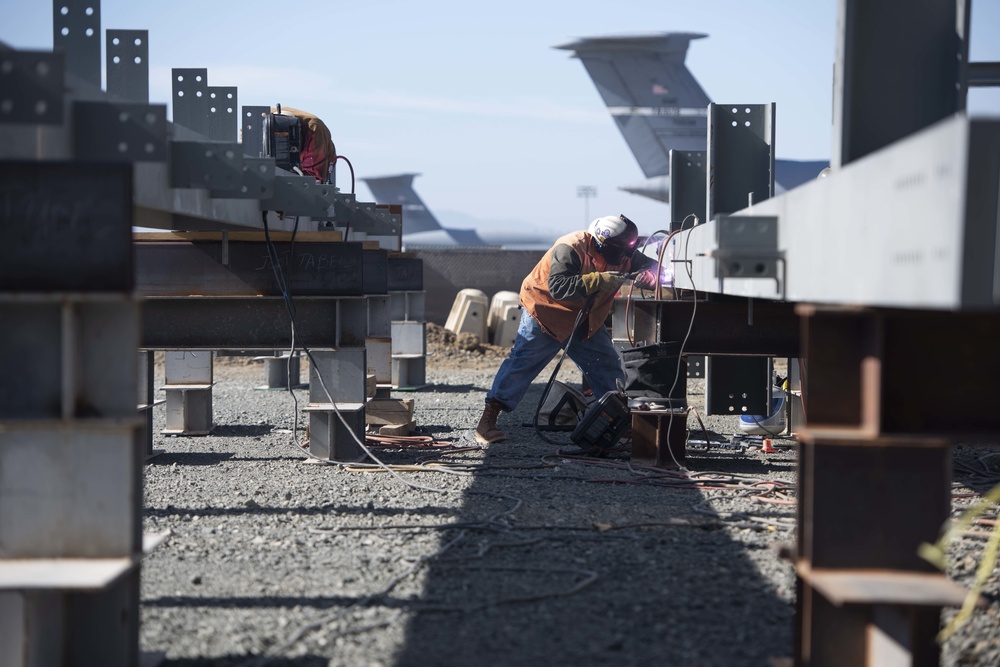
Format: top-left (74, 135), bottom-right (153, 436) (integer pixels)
top-left (918, 480), bottom-right (1000, 642)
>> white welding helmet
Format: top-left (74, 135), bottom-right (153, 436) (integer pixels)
top-left (587, 214), bottom-right (639, 264)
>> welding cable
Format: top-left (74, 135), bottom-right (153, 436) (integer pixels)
top-left (622, 228), bottom-right (678, 347)
top-left (653, 221), bottom-right (701, 473)
top-left (364, 433), bottom-right (455, 448)
top-left (616, 218), bottom-right (698, 473)
top-left (938, 511), bottom-right (1000, 642)
top-left (336, 154), bottom-right (356, 194)
top-left (530, 294), bottom-right (596, 446)
top-left (688, 406), bottom-right (712, 449)
top-left (260, 214), bottom-right (456, 494)
top-left (261, 212), bottom-right (302, 431)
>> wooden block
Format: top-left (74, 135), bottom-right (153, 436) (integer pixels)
top-left (366, 373), bottom-right (377, 399)
top-left (378, 420), bottom-right (415, 436)
top-left (365, 398), bottom-right (414, 426)
top-left (132, 231), bottom-right (343, 242)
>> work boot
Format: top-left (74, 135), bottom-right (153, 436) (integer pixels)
top-left (475, 399), bottom-right (506, 443)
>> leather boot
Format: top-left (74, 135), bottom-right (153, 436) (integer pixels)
top-left (475, 399), bottom-right (506, 443)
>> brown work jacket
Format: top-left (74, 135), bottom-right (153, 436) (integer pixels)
top-left (520, 231), bottom-right (629, 342)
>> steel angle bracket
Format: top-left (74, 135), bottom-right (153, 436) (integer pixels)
top-left (0, 50), bottom-right (65, 125)
top-left (73, 100), bottom-right (167, 162)
top-left (169, 140), bottom-right (243, 190)
top-left (709, 215), bottom-right (782, 280)
top-left (333, 197), bottom-right (401, 236)
top-left (259, 175), bottom-right (339, 217)
top-left (209, 156), bottom-right (275, 199)
top-left (362, 202), bottom-right (402, 236)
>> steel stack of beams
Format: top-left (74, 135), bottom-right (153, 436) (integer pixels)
top-left (0, 0), bottom-right (414, 662)
top-left (651, 1), bottom-right (1000, 664)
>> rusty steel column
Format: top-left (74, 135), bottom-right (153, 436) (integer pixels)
top-left (631, 409), bottom-right (689, 469)
top-left (794, 305), bottom-right (1000, 666)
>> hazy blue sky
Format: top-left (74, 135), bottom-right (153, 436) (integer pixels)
top-left (2, 0), bottom-right (998, 240)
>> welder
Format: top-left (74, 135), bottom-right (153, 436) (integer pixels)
top-left (476, 214), bottom-right (658, 444)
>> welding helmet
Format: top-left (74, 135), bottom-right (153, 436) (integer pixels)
top-left (588, 214), bottom-right (639, 264)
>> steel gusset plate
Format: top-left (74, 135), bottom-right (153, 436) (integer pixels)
top-left (240, 105), bottom-right (269, 157)
top-left (171, 67), bottom-right (209, 136)
top-left (333, 197), bottom-right (400, 235)
top-left (669, 149), bottom-right (706, 231)
top-left (206, 86), bottom-right (237, 142)
top-left (209, 157), bottom-right (275, 199)
top-left (134, 241), bottom-right (367, 296)
top-left (655, 299), bottom-right (800, 357)
top-left (141, 297), bottom-right (342, 349)
top-left (714, 215), bottom-right (780, 279)
top-left (52, 0), bottom-right (101, 86)
top-left (72, 101), bottom-right (167, 162)
top-left (259, 175), bottom-right (339, 218)
top-left (0, 50), bottom-right (65, 125)
top-left (169, 141), bottom-right (243, 190)
top-left (106, 29), bottom-right (149, 103)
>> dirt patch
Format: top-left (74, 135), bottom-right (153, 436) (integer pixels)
top-left (425, 322), bottom-right (510, 370)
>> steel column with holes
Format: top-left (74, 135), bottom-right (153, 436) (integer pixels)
top-left (0, 161), bottom-right (161, 667)
top-left (3, 2), bottom-right (405, 661)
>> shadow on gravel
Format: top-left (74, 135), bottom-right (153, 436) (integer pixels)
top-left (390, 380), bottom-right (795, 667)
top-left (686, 452), bottom-right (797, 475)
top-left (148, 452), bottom-right (235, 466)
top-left (144, 593), bottom-right (448, 610)
top-left (144, 503), bottom-right (463, 519)
top-left (211, 424), bottom-right (276, 437)
top-left (148, 452), bottom-right (308, 466)
top-left (420, 383), bottom-right (482, 394)
top-left (159, 656), bottom-right (327, 666)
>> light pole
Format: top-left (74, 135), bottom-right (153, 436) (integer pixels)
top-left (577, 185), bottom-right (597, 225)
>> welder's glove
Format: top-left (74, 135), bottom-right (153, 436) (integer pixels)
top-left (581, 271), bottom-right (626, 294)
top-left (632, 269), bottom-right (658, 291)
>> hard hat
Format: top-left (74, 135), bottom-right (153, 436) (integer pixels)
top-left (588, 214), bottom-right (639, 264)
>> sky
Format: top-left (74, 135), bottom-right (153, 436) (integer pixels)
top-left (2, 0), bottom-right (999, 241)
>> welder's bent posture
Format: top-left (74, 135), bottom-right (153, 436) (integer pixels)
top-left (476, 214), bottom-right (657, 444)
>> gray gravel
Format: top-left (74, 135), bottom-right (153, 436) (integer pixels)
top-left (141, 354), bottom-right (1000, 666)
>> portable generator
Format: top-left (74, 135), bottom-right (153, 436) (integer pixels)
top-left (569, 390), bottom-right (631, 455)
top-left (263, 104), bottom-right (302, 171)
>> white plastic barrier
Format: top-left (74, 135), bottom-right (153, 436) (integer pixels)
top-left (487, 291), bottom-right (521, 347)
top-left (444, 288), bottom-right (488, 341)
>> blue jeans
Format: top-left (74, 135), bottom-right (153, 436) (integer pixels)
top-left (486, 309), bottom-right (624, 410)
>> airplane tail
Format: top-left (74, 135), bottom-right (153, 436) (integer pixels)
top-left (360, 173), bottom-right (442, 235)
top-left (555, 33), bottom-right (711, 179)
top-left (360, 173), bottom-right (488, 245)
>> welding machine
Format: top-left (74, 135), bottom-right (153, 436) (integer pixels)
top-left (569, 389), bottom-right (631, 455)
top-left (263, 104), bottom-right (302, 171)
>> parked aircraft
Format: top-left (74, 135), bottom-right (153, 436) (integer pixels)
top-left (361, 173), bottom-right (552, 249)
top-left (555, 32), bottom-right (829, 204)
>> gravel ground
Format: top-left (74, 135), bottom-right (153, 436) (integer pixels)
top-left (140, 332), bottom-right (1000, 666)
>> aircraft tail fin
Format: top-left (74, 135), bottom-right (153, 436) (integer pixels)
top-left (361, 173), bottom-right (488, 245)
top-left (555, 32), bottom-right (711, 179)
top-left (360, 173), bottom-right (442, 235)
